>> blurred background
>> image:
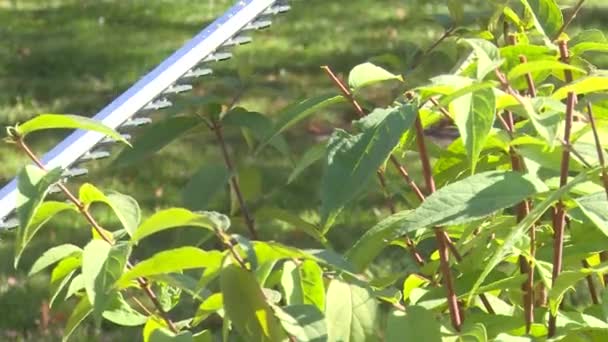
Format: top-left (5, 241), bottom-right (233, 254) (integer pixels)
top-left (0, 0), bottom-right (606, 340)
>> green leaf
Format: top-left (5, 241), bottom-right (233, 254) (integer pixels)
top-left (79, 183), bottom-right (140, 236)
top-left (150, 329), bottom-right (194, 342)
top-left (113, 115), bottom-right (202, 167)
top-left (552, 76), bottom-right (608, 100)
top-left (62, 296), bottom-right (93, 342)
top-left (385, 307), bottom-right (441, 342)
top-left (193, 330), bottom-right (213, 342)
top-left (548, 270), bottom-right (589, 316)
top-left (321, 104), bottom-right (417, 229)
top-left (571, 42), bottom-right (608, 57)
top-left (273, 304), bottom-right (328, 342)
top-left (447, 0), bottom-right (464, 24)
top-left (508, 97), bottom-right (564, 147)
top-left (325, 278), bottom-right (378, 342)
top-left (576, 192), bottom-right (608, 237)
top-left (570, 29), bottom-right (607, 47)
top-left (253, 242), bottom-right (356, 275)
top-left (403, 274), bottom-right (430, 302)
top-left (280, 260), bottom-right (325, 311)
top-left (16, 114), bottom-right (128, 145)
top-left (65, 274), bottom-right (85, 300)
top-left (452, 87), bottom-right (496, 173)
top-left (17, 203), bottom-right (76, 269)
top-left (102, 292), bottom-right (148, 326)
top-left (347, 171), bottom-right (548, 271)
top-left (222, 107), bottom-right (290, 156)
top-left (82, 240), bottom-right (131, 321)
top-left (256, 207), bottom-right (326, 244)
top-left (520, 0), bottom-right (564, 39)
top-left (229, 166), bottom-right (262, 216)
top-left (15, 165), bottom-right (69, 267)
top-left (220, 264), bottom-right (285, 341)
top-left (508, 60), bottom-right (586, 81)
top-left (181, 163), bottom-right (230, 211)
top-left (50, 256), bottom-right (81, 307)
top-left (462, 39), bottom-right (501, 80)
top-left (117, 247), bottom-right (223, 288)
top-left (29, 244), bottom-right (82, 276)
top-left (193, 293), bottom-right (224, 326)
top-left (348, 62), bottom-right (402, 90)
top-left (131, 209), bottom-right (229, 243)
top-left (259, 94), bottom-right (346, 151)
top-left (288, 142), bottom-right (326, 184)
top-left (467, 167), bottom-right (598, 305)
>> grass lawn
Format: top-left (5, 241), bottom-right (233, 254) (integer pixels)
top-left (0, 0), bottom-right (607, 340)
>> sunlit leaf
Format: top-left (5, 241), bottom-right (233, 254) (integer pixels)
top-left (29, 244), bottom-right (82, 276)
top-left (131, 209), bottom-right (229, 243)
top-left (347, 171), bottom-right (548, 271)
top-left (274, 304), bottom-right (328, 342)
top-left (348, 62), bottom-right (403, 90)
top-left (452, 87), bottom-right (496, 173)
top-left (16, 114), bottom-right (128, 145)
top-left (467, 168), bottom-right (598, 305)
top-left (321, 103), bottom-right (417, 229)
top-left (325, 278), bottom-right (378, 341)
top-left (220, 264), bottom-right (285, 341)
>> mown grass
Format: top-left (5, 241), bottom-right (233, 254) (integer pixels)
top-left (0, 0), bottom-right (606, 340)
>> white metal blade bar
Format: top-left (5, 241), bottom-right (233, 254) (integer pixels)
top-left (0, 0), bottom-right (278, 224)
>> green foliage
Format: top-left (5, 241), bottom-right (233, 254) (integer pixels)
top-left (7, 1), bottom-right (608, 340)
top-left (13, 114), bottom-right (129, 145)
top-left (320, 104), bottom-right (417, 229)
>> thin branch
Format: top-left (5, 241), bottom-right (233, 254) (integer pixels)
top-left (549, 42), bottom-right (576, 335)
top-left (409, 27), bottom-right (455, 70)
top-left (15, 137), bottom-right (178, 333)
top-left (210, 118), bottom-right (258, 240)
top-left (553, 0), bottom-right (586, 41)
top-left (509, 51), bottom-right (538, 334)
top-left (413, 115), bottom-right (462, 330)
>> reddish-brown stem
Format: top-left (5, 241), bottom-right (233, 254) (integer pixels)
top-left (210, 118), bottom-right (258, 240)
top-left (507, 50), bottom-right (540, 333)
top-left (548, 85), bottom-right (576, 337)
top-left (15, 138), bottom-right (178, 333)
top-left (413, 112), bottom-right (462, 330)
top-left (554, 0), bottom-right (586, 41)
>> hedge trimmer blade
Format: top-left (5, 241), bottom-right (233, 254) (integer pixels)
top-left (0, 0), bottom-right (290, 229)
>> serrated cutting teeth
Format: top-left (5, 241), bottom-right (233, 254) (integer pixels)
top-left (223, 35), bottom-right (253, 47)
top-left (100, 134), bottom-right (132, 146)
top-left (142, 98), bottom-right (172, 111)
top-left (0, 0), bottom-right (292, 229)
top-left (202, 51), bottom-right (233, 63)
top-left (48, 184), bottom-right (63, 194)
top-left (243, 18), bottom-right (272, 31)
top-left (182, 68), bottom-right (213, 79)
top-left (263, 3), bottom-right (291, 15)
top-left (62, 167), bottom-right (88, 178)
top-left (120, 117), bottom-right (152, 129)
top-left (0, 216), bottom-right (17, 229)
top-left (163, 84), bottom-right (193, 95)
top-left (77, 150), bottom-right (111, 163)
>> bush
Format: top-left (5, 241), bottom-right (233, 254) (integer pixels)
top-left (6, 0), bottom-right (608, 341)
